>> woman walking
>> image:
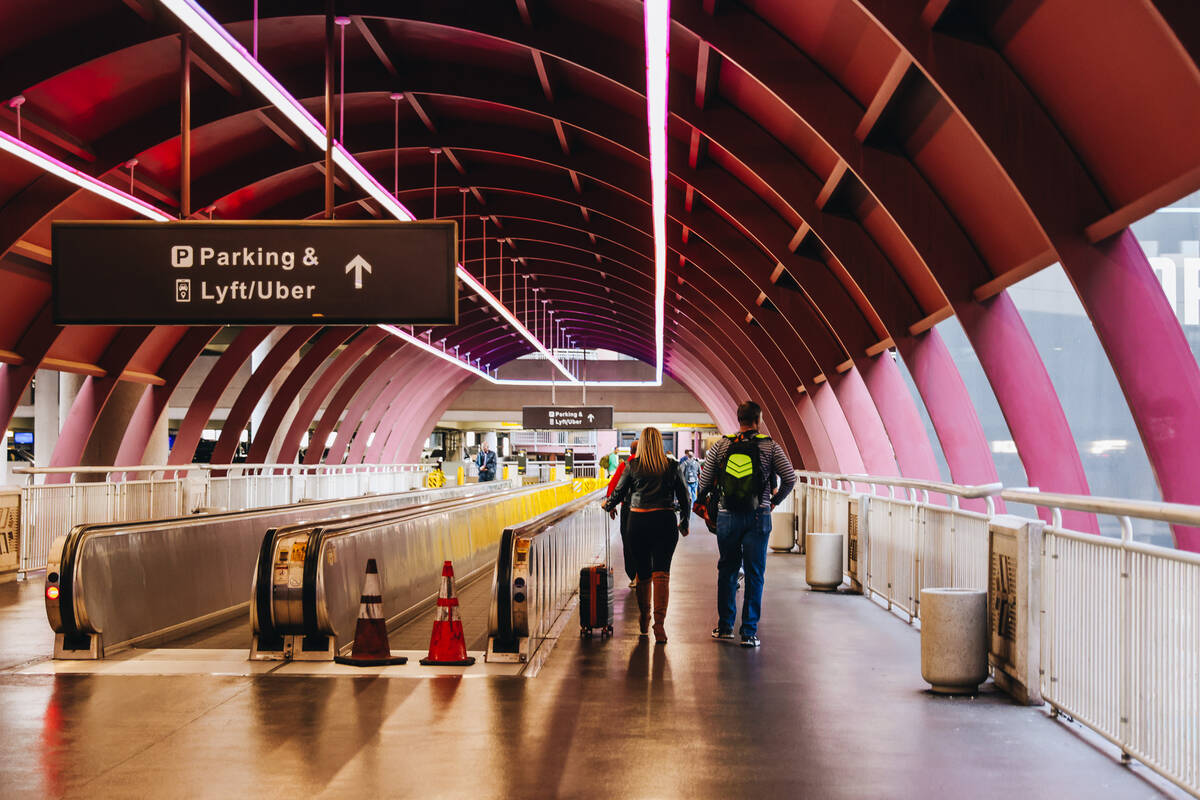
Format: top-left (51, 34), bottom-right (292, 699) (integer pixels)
top-left (603, 427), bottom-right (690, 641)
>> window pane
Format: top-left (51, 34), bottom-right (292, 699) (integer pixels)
top-left (1008, 264), bottom-right (1169, 545)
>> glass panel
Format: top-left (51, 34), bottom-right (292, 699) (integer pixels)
top-left (931, 317), bottom-right (1040, 521)
top-left (891, 349), bottom-right (951, 483)
top-left (1007, 264), bottom-right (1169, 546)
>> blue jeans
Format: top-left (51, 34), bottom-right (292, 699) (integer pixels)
top-left (686, 480), bottom-right (698, 505)
top-left (716, 508), bottom-right (771, 637)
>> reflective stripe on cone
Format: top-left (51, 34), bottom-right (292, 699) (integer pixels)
top-left (334, 558), bottom-right (408, 667)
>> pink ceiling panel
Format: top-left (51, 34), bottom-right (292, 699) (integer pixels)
top-left (744, 0), bottom-right (900, 107)
top-left (1002, 0), bottom-right (1200, 209)
top-left (909, 112), bottom-right (1053, 278)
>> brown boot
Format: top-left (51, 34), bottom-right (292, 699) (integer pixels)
top-left (636, 580), bottom-right (652, 635)
top-left (651, 571), bottom-right (670, 642)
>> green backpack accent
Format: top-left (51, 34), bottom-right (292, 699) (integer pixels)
top-left (718, 433), bottom-right (768, 511)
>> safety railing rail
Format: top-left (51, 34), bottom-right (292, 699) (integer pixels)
top-left (798, 470), bottom-right (1200, 798)
top-left (487, 484), bottom-right (608, 663)
top-left (999, 487), bottom-right (1200, 796)
top-left (13, 462), bottom-right (431, 574)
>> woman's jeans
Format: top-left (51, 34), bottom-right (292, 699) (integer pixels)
top-left (715, 507), bottom-right (771, 637)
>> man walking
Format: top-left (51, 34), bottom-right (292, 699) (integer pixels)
top-left (679, 449), bottom-right (700, 505)
top-left (476, 441), bottom-right (497, 482)
top-left (697, 401), bottom-right (795, 648)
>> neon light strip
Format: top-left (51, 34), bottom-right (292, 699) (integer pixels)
top-left (160, 0), bottom-right (575, 381)
top-left (378, 325), bottom-right (494, 380)
top-left (457, 270), bottom-right (577, 381)
top-left (644, 0), bottom-right (669, 384)
top-left (0, 131), bottom-right (173, 221)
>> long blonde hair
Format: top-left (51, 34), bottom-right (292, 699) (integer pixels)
top-left (637, 426), bottom-right (669, 475)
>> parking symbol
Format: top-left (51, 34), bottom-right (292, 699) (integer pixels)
top-left (176, 279), bottom-right (192, 302)
top-left (171, 245), bottom-right (193, 268)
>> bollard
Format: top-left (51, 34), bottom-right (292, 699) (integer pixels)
top-left (503, 465), bottom-right (510, 480)
top-left (805, 532), bottom-right (843, 590)
top-left (920, 588), bottom-right (988, 694)
top-left (456, 466), bottom-right (464, 486)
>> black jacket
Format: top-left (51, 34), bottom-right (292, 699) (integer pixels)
top-left (604, 458), bottom-right (690, 517)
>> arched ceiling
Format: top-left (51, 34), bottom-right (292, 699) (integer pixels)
top-left (1, 0), bottom-right (1199, 483)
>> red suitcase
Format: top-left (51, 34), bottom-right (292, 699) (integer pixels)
top-left (579, 514), bottom-right (615, 637)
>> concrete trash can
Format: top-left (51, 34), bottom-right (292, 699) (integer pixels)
top-left (920, 588), bottom-right (988, 695)
top-left (769, 511), bottom-right (795, 552)
top-left (805, 532), bottom-right (843, 591)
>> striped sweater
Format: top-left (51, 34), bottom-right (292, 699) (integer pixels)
top-left (697, 432), bottom-right (796, 510)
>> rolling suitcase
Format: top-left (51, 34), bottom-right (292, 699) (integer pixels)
top-left (579, 515), bottom-right (615, 637)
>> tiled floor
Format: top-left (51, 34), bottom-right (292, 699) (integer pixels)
top-left (0, 527), bottom-right (1183, 799)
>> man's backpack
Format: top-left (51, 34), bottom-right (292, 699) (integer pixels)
top-left (717, 433), bottom-right (768, 512)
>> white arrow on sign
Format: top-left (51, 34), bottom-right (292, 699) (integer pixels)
top-left (587, 413), bottom-right (595, 422)
top-left (345, 254), bottom-right (372, 289)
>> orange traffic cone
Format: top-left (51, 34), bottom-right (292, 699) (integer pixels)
top-left (334, 559), bottom-right (408, 666)
top-left (419, 560), bottom-right (477, 666)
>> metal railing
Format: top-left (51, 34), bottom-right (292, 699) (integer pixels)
top-left (509, 429), bottom-right (598, 447)
top-left (800, 471), bottom-right (1000, 620)
top-left (14, 462), bottom-right (430, 574)
top-left (799, 471), bottom-right (1200, 798)
top-left (1002, 488), bottom-right (1200, 796)
top-left (487, 483), bottom-right (609, 663)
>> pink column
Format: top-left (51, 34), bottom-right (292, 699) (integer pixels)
top-left (209, 327), bottom-right (319, 465)
top-left (246, 327), bottom-right (357, 463)
top-left (830, 367), bottom-right (900, 477)
top-left (304, 339), bottom-right (404, 465)
top-left (796, 393), bottom-right (840, 472)
top-left (897, 330), bottom-right (1002, 513)
top-left (1063, 230), bottom-right (1200, 550)
top-left (810, 381), bottom-right (868, 474)
top-left (114, 327), bottom-right (219, 466)
top-left (325, 348), bottom-right (418, 465)
top-left (47, 328), bottom-right (152, 483)
top-left (169, 326), bottom-right (273, 465)
top-left (857, 351), bottom-right (943, 483)
top-left (957, 294), bottom-right (1097, 532)
top-left (275, 328), bottom-right (388, 464)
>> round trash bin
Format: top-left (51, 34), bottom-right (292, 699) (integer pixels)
top-left (920, 588), bottom-right (988, 695)
top-left (769, 511), bottom-right (795, 552)
top-left (805, 532), bottom-right (843, 590)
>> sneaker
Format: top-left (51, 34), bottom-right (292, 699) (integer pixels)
top-left (711, 627), bottom-right (735, 641)
top-left (740, 634), bottom-right (760, 648)
top-left (629, 576), bottom-right (638, 589)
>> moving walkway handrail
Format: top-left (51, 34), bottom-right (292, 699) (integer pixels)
top-left (252, 485), bottom-right (532, 653)
top-left (252, 479), bottom-right (601, 660)
top-left (46, 480), bottom-right (513, 658)
top-left (488, 487), bottom-right (608, 661)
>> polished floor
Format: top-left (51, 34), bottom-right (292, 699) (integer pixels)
top-left (0, 528), bottom-right (1181, 799)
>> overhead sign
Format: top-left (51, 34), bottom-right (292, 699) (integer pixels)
top-left (522, 405), bottom-right (614, 430)
top-left (52, 220), bottom-right (457, 325)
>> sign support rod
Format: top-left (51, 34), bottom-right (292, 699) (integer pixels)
top-left (323, 2), bottom-right (335, 220)
top-left (180, 30), bottom-right (191, 219)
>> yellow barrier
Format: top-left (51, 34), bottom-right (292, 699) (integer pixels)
top-left (457, 466), bottom-right (465, 486)
top-left (503, 465), bottom-right (510, 480)
top-left (425, 468), bottom-right (444, 488)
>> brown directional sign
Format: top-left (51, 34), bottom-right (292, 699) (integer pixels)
top-left (522, 406), bottom-right (614, 430)
top-left (52, 220), bottom-right (457, 325)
